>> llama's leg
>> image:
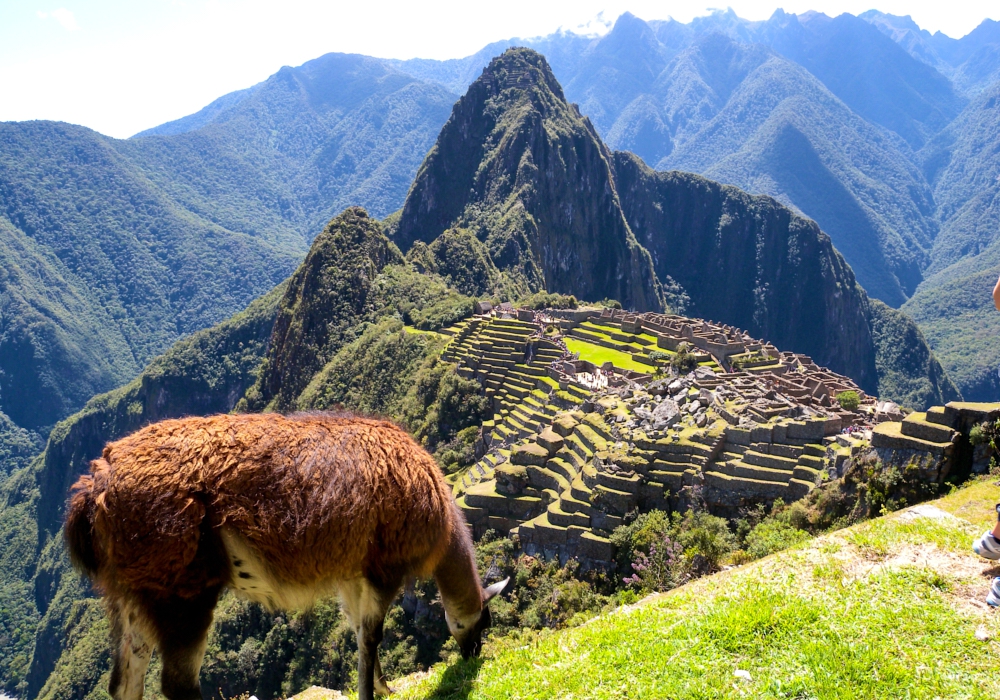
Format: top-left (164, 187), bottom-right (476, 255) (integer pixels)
top-left (339, 579), bottom-right (399, 699)
top-left (144, 586), bottom-right (222, 700)
top-left (108, 601), bottom-right (153, 700)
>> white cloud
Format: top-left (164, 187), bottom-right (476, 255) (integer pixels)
top-left (37, 9), bottom-right (80, 32)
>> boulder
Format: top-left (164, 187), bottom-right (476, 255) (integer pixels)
top-left (552, 413), bottom-right (579, 436)
top-left (537, 427), bottom-right (565, 455)
top-left (496, 464), bottom-right (529, 495)
top-left (511, 442), bottom-right (550, 466)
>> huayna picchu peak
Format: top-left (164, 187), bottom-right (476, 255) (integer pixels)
top-left (389, 48), bottom-right (666, 312)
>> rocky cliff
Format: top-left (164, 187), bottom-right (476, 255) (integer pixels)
top-left (611, 151), bottom-right (878, 391)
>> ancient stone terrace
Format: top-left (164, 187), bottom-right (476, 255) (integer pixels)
top-left (433, 304), bottom-right (973, 569)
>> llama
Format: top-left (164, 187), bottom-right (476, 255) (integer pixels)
top-left (65, 412), bottom-right (507, 700)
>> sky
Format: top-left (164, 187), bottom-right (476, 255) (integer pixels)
top-left (0, 0), bottom-right (996, 138)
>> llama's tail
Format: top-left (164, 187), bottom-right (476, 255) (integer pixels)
top-left (65, 466), bottom-right (103, 578)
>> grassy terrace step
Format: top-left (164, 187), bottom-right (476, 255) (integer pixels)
top-left (872, 422), bottom-right (955, 454)
top-left (519, 512), bottom-right (570, 546)
top-left (527, 465), bottom-right (571, 494)
top-left (596, 470), bottom-right (642, 493)
top-left (566, 383), bottom-right (589, 399)
top-left (594, 484), bottom-right (636, 514)
top-left (648, 469), bottom-right (685, 488)
top-left (792, 465), bottom-right (822, 483)
top-left (565, 433), bottom-right (595, 464)
top-left (797, 454), bottom-right (825, 470)
top-left (925, 405), bottom-right (951, 426)
top-left (548, 500), bottom-right (590, 528)
top-left (546, 457), bottom-right (578, 483)
top-left (901, 412), bottom-right (959, 443)
top-left (502, 383), bottom-right (531, 399)
top-left (703, 470), bottom-right (790, 497)
top-left (743, 450), bottom-right (798, 471)
top-left (570, 473), bottom-right (593, 502)
top-left (720, 460), bottom-right (793, 484)
top-left (803, 443), bottom-right (826, 457)
top-left (574, 424), bottom-right (607, 453)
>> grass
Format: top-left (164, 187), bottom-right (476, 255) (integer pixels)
top-left (564, 338), bottom-right (651, 373)
top-left (383, 479), bottom-right (1000, 700)
top-left (405, 326), bottom-right (447, 337)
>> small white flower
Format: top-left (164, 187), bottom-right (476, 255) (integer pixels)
top-left (734, 669), bottom-right (752, 681)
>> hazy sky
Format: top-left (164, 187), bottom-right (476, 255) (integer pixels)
top-left (1, 0), bottom-right (996, 138)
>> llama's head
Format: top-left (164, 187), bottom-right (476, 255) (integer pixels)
top-left (447, 577), bottom-right (509, 659)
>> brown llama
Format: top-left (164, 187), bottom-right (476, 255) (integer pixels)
top-left (65, 412), bottom-right (507, 700)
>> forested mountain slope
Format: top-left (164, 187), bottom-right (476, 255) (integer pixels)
top-left (0, 55), bottom-right (455, 458)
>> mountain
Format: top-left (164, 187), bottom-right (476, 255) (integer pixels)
top-left (654, 34), bottom-right (935, 305)
top-left (862, 12), bottom-right (1000, 95)
top-left (388, 49), bottom-right (664, 312)
top-left (899, 80), bottom-right (1000, 401)
top-left (0, 54), bottom-right (456, 448)
top-left (394, 12), bottom-right (950, 306)
top-left (611, 152), bottom-right (876, 387)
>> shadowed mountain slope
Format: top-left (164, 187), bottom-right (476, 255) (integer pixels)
top-left (611, 152), bottom-right (877, 389)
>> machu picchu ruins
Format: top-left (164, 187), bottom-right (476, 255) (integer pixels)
top-left (418, 305), bottom-right (1000, 569)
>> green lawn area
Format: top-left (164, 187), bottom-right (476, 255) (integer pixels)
top-left (564, 337), bottom-right (651, 372)
top-left (404, 326), bottom-right (446, 337)
top-left (391, 479), bottom-right (1000, 700)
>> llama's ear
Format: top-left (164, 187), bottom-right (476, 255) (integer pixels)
top-left (483, 577), bottom-right (509, 602)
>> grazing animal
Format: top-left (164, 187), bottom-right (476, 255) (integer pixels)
top-left (65, 413), bottom-right (507, 700)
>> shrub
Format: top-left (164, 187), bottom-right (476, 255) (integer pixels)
top-left (671, 343), bottom-right (699, 373)
top-left (744, 520), bottom-right (810, 560)
top-left (836, 390), bottom-right (860, 411)
top-left (674, 511), bottom-right (736, 573)
top-left (622, 534), bottom-right (684, 593)
top-left (648, 350), bottom-right (669, 363)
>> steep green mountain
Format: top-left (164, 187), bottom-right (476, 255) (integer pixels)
top-left (901, 80), bottom-right (1000, 401)
top-left (131, 53), bottom-right (458, 232)
top-left (393, 13), bottom-right (947, 306)
top-left (868, 299), bottom-right (961, 408)
top-left (0, 53), bottom-right (456, 447)
top-left (0, 122), bottom-right (299, 432)
top-left (388, 49), bottom-right (664, 312)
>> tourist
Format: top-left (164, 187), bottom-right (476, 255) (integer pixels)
top-left (972, 504), bottom-right (1000, 606)
top-left (994, 273), bottom-right (1000, 310)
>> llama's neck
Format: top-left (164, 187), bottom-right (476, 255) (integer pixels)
top-left (433, 520), bottom-right (483, 626)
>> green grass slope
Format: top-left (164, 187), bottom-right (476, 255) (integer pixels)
top-left (397, 479), bottom-right (1000, 699)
